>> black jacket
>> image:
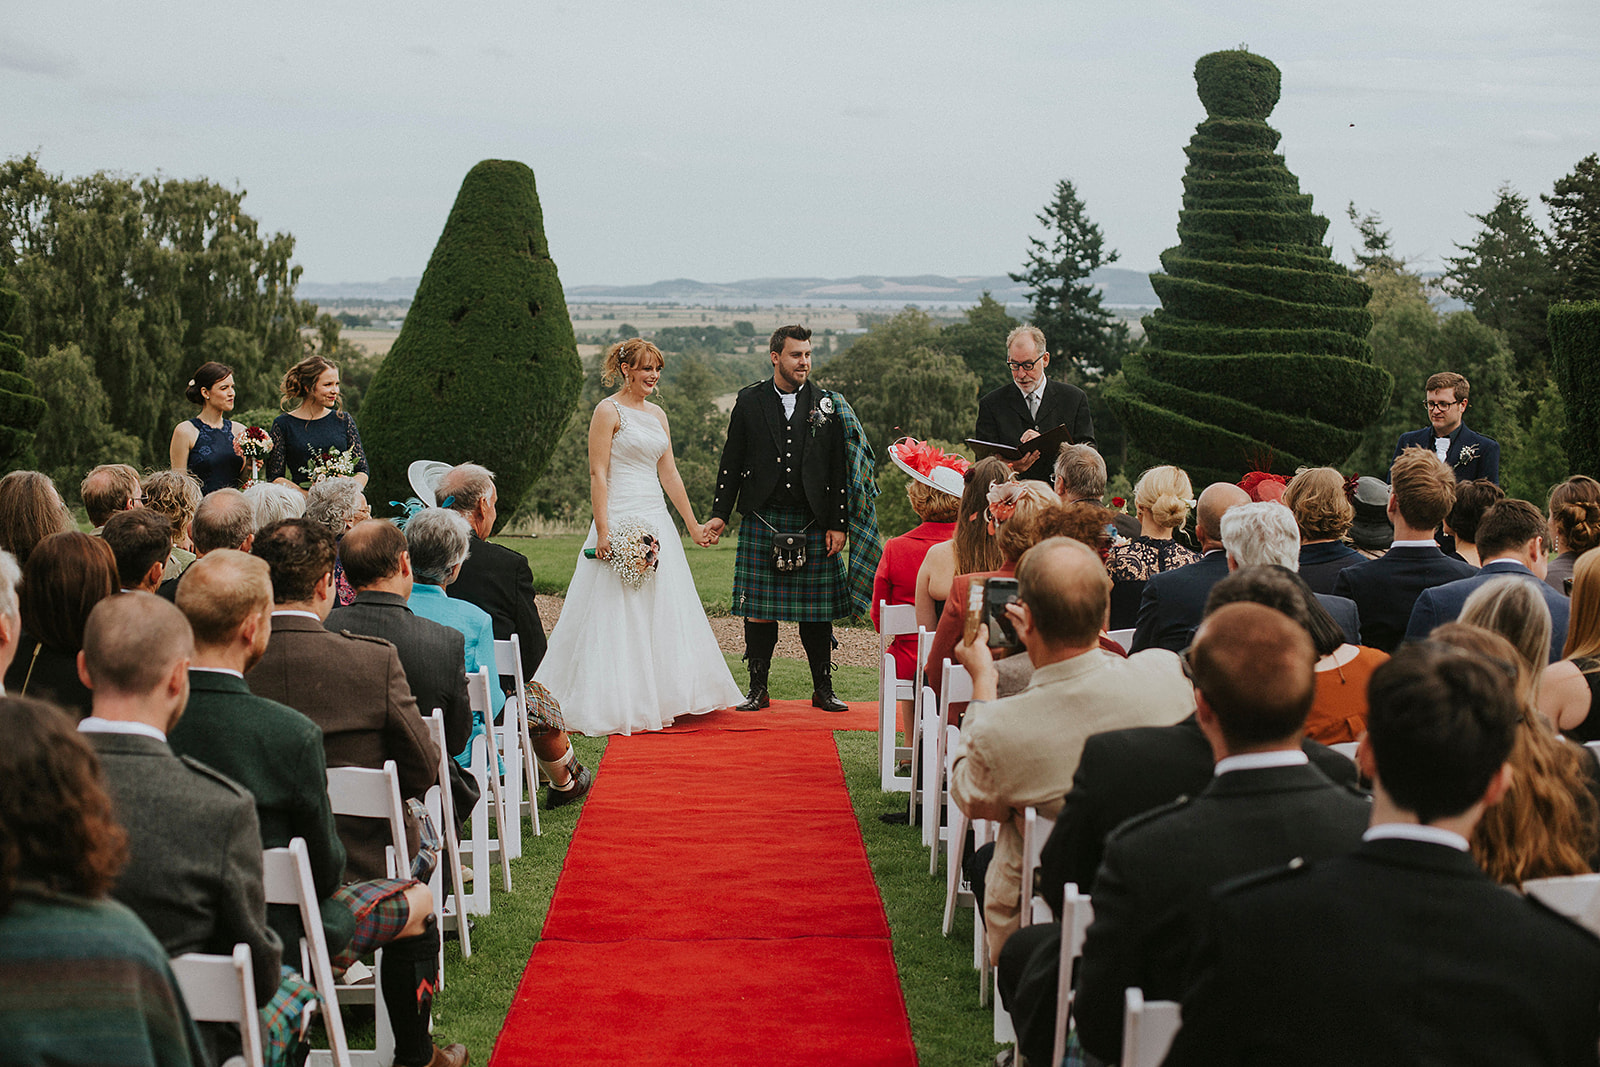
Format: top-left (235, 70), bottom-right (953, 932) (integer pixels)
top-left (973, 379), bottom-right (1095, 483)
top-left (1129, 551), bottom-right (1231, 653)
top-left (1331, 544), bottom-right (1478, 654)
top-left (711, 378), bottom-right (848, 530)
top-left (448, 534), bottom-right (548, 678)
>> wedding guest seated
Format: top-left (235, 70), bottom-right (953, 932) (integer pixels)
top-left (157, 487), bottom-right (258, 601)
top-left (243, 480), bottom-right (305, 531)
top-left (1053, 444), bottom-right (1106, 504)
top-left (1543, 550), bottom-right (1600, 741)
top-left (171, 549), bottom-right (459, 1067)
top-left (141, 469), bottom-right (203, 582)
top-left (306, 476), bottom-right (371, 606)
top-left (76, 593), bottom-right (281, 1065)
top-left (1069, 602), bottom-right (1370, 1065)
top-left (1406, 498), bottom-right (1570, 660)
top-left (1105, 465), bottom-right (1199, 629)
top-left (948, 537), bottom-right (1194, 964)
top-left (1443, 477), bottom-right (1505, 568)
top-left (0, 549), bottom-right (19, 685)
top-left (1446, 584), bottom-right (1600, 883)
top-left (1164, 642), bottom-right (1600, 1067)
top-left (0, 696), bottom-right (206, 1067)
top-left (872, 439), bottom-right (965, 731)
top-left (1546, 475), bottom-right (1600, 595)
top-left (1332, 447), bottom-right (1476, 654)
top-left (1221, 501), bottom-right (1361, 645)
top-left (405, 506), bottom-right (590, 807)
top-left (1129, 482), bottom-right (1250, 653)
top-left (4, 532), bottom-right (117, 718)
top-left (436, 465), bottom-right (592, 805)
top-left (914, 456), bottom-right (1009, 640)
top-left (103, 509), bottom-right (173, 594)
top-left (80, 462), bottom-right (143, 533)
top-left (1283, 466), bottom-right (1363, 594)
top-left (0, 469), bottom-right (74, 565)
top-left (1348, 474), bottom-right (1394, 559)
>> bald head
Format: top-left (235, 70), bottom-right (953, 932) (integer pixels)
top-left (1015, 536), bottom-right (1111, 648)
top-left (1196, 483), bottom-right (1251, 550)
top-left (82, 592), bottom-right (193, 698)
top-left (1191, 602), bottom-right (1316, 749)
top-left (191, 489), bottom-right (256, 555)
top-left (339, 520), bottom-right (409, 589)
top-left (176, 550), bottom-right (273, 648)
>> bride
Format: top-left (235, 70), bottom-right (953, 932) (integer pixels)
top-left (535, 337), bottom-right (744, 734)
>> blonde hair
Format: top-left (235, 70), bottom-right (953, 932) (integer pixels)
top-left (1565, 549), bottom-right (1600, 662)
top-left (907, 479), bottom-right (960, 523)
top-left (140, 469), bottom-right (202, 540)
top-left (602, 338), bottom-right (665, 388)
top-left (1460, 575), bottom-right (1552, 704)
top-left (1133, 465), bottom-right (1194, 531)
top-left (995, 482), bottom-right (1063, 564)
top-left (1284, 467), bottom-right (1354, 542)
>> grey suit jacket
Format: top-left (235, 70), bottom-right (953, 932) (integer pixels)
top-left (87, 730), bottom-right (281, 1006)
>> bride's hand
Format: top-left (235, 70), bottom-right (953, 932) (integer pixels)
top-left (688, 521), bottom-right (705, 546)
top-left (595, 533), bottom-right (611, 560)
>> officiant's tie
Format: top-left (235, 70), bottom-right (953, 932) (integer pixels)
top-left (1027, 392), bottom-right (1039, 423)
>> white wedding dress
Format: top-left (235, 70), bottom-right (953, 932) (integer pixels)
top-left (535, 397), bottom-right (743, 735)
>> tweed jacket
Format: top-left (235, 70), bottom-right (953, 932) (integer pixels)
top-left (86, 729), bottom-right (281, 1006)
top-left (711, 378), bottom-right (848, 531)
top-left (950, 648), bottom-right (1194, 960)
top-left (168, 668), bottom-right (353, 953)
top-left (246, 612), bottom-right (439, 881)
top-left (973, 379), bottom-right (1096, 483)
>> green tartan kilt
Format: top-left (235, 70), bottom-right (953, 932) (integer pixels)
top-left (732, 506), bottom-right (850, 622)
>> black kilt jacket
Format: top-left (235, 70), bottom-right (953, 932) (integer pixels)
top-left (711, 378), bottom-right (848, 532)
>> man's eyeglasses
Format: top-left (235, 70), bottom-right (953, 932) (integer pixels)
top-left (1007, 356), bottom-right (1045, 372)
top-left (1178, 645), bottom-right (1196, 682)
top-left (1424, 399), bottom-right (1463, 412)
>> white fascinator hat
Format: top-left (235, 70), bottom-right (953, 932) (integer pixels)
top-left (887, 438), bottom-right (970, 498)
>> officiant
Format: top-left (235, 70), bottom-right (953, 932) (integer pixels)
top-left (973, 325), bottom-right (1095, 484)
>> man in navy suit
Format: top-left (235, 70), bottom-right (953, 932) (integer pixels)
top-left (973, 325), bottom-right (1095, 484)
top-left (1130, 482), bottom-right (1251, 652)
top-left (1392, 371), bottom-right (1500, 484)
top-left (1334, 447), bottom-right (1477, 653)
top-left (1406, 498), bottom-right (1570, 660)
top-left (1220, 502), bottom-right (1363, 645)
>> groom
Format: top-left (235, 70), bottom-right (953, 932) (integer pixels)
top-left (703, 324), bottom-right (852, 712)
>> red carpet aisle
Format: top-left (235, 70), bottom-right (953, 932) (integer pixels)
top-left (490, 705), bottom-right (917, 1066)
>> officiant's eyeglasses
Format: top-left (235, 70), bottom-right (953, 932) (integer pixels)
top-left (1424, 399), bottom-right (1463, 411)
top-left (1006, 356), bottom-right (1045, 371)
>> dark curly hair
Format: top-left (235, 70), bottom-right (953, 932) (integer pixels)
top-left (252, 518), bottom-right (336, 603)
top-left (0, 697), bottom-right (128, 915)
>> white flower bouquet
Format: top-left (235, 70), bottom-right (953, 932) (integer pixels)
top-left (584, 517), bottom-right (662, 589)
top-left (301, 446), bottom-right (358, 485)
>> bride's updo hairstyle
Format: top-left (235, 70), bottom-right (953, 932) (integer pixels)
top-left (602, 338), bottom-right (666, 388)
top-left (280, 354), bottom-right (340, 409)
top-left (1133, 465), bottom-right (1196, 532)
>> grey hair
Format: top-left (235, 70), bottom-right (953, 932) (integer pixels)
top-left (1221, 501), bottom-right (1301, 571)
top-left (1054, 444), bottom-right (1107, 502)
top-left (243, 482), bottom-right (305, 531)
top-left (1005, 324), bottom-right (1047, 357)
top-left (305, 477), bottom-right (364, 534)
top-left (0, 548), bottom-right (19, 620)
top-left (435, 463), bottom-right (496, 513)
top-left (405, 507), bottom-right (472, 586)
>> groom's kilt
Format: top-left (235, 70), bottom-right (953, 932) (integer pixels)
top-left (732, 505), bottom-right (849, 622)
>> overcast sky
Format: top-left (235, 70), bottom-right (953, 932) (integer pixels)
top-left (5, 1), bottom-right (1597, 289)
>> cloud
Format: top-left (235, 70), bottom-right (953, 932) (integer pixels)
top-left (0, 37), bottom-right (76, 78)
top-left (1514, 128), bottom-right (1562, 145)
top-left (408, 44), bottom-right (440, 58)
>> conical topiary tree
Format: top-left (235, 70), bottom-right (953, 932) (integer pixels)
top-left (0, 288), bottom-right (46, 472)
top-left (1107, 50), bottom-right (1392, 485)
top-left (358, 160), bottom-right (582, 525)
top-left (1551, 301), bottom-right (1600, 479)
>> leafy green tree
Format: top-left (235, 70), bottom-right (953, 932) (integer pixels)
top-left (654, 352), bottom-right (727, 529)
top-left (938, 292), bottom-right (1020, 396)
top-left (0, 288), bottom-right (45, 471)
top-left (1551, 301), bottom-right (1600, 481)
top-left (519, 357), bottom-right (605, 527)
top-left (1442, 184), bottom-right (1557, 378)
top-left (1010, 179), bottom-right (1130, 377)
top-left (358, 160), bottom-right (583, 525)
top-left (1543, 154), bottom-right (1600, 302)
top-left (25, 342), bottom-right (140, 489)
top-left (1346, 202), bottom-right (1404, 274)
top-left (1500, 375), bottom-right (1568, 503)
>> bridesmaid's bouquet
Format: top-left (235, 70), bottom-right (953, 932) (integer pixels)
top-left (233, 425), bottom-right (273, 486)
top-left (584, 517), bottom-right (662, 589)
top-left (302, 446), bottom-right (358, 485)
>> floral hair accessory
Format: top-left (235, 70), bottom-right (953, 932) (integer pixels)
top-left (1111, 496), bottom-right (1126, 509)
top-left (1238, 470), bottom-right (1290, 504)
top-left (1343, 473), bottom-right (1361, 504)
top-left (985, 480), bottom-right (1026, 525)
top-left (888, 437), bottom-right (971, 497)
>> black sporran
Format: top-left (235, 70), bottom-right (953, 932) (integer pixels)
top-left (772, 532), bottom-right (807, 572)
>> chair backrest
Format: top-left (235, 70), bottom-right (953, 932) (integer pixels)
top-left (878, 600), bottom-right (918, 653)
top-left (262, 839), bottom-right (352, 1067)
top-left (325, 761), bottom-right (409, 878)
top-left (938, 660), bottom-right (974, 728)
top-left (1524, 873), bottom-right (1600, 936)
top-left (1586, 740), bottom-right (1600, 763)
top-left (1328, 741), bottom-right (1360, 760)
top-left (1106, 627), bottom-right (1135, 651)
top-left (466, 666), bottom-right (495, 719)
top-left (170, 945), bottom-right (264, 1067)
top-left (1019, 806), bottom-right (1057, 928)
top-left (1121, 988), bottom-right (1182, 1067)
top-left (493, 634), bottom-right (525, 687)
top-left (1052, 883), bottom-right (1095, 1067)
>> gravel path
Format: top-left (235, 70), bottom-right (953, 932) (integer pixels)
top-left (537, 595), bottom-right (883, 669)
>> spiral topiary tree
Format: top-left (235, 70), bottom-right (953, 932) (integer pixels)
top-left (1107, 50), bottom-right (1393, 485)
top-left (358, 160), bottom-right (582, 526)
top-left (0, 287), bottom-right (46, 472)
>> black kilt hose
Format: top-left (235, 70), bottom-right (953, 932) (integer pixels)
top-left (732, 505), bottom-right (850, 622)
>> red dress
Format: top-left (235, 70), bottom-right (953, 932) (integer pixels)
top-left (871, 520), bottom-right (957, 680)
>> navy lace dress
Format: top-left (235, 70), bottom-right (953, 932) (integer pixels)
top-left (265, 410), bottom-right (369, 489)
top-left (186, 418), bottom-right (243, 494)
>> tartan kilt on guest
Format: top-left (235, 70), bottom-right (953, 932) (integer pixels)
top-left (329, 877), bottom-right (416, 969)
top-left (732, 505), bottom-right (850, 622)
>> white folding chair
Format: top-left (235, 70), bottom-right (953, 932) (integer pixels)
top-left (1328, 741), bottom-right (1360, 760)
top-left (461, 668), bottom-right (513, 913)
top-left (906, 628), bottom-right (936, 820)
top-left (941, 720), bottom-right (970, 936)
top-left (493, 634), bottom-right (542, 842)
top-left (877, 602), bottom-right (918, 792)
top-left (171, 944), bottom-right (264, 1067)
top-left (995, 806), bottom-right (1059, 1043)
top-left (1052, 884), bottom-right (1095, 1067)
top-left (973, 816), bottom-right (999, 1004)
top-left (1106, 627), bottom-right (1135, 650)
top-left (1122, 987), bottom-right (1182, 1067)
top-left (323, 762), bottom-right (408, 1032)
top-left (926, 662), bottom-right (973, 856)
top-left (262, 838), bottom-right (355, 1067)
top-left (422, 712), bottom-right (471, 961)
top-left (1524, 873), bottom-right (1600, 935)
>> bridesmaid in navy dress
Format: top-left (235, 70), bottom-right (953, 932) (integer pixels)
top-left (168, 362), bottom-right (243, 495)
top-left (265, 354), bottom-right (369, 492)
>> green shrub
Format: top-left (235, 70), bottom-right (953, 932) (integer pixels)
top-left (1551, 301), bottom-right (1600, 477)
top-left (357, 160), bottom-right (582, 525)
top-left (1107, 50), bottom-right (1391, 481)
top-left (0, 289), bottom-right (45, 471)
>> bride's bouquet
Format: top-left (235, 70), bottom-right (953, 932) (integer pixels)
top-left (584, 517), bottom-right (662, 589)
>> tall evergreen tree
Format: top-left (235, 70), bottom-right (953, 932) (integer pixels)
top-left (1442, 184), bottom-right (1557, 377)
top-left (0, 288), bottom-right (45, 471)
top-left (938, 292), bottom-right (1020, 396)
top-left (1543, 154), bottom-right (1600, 302)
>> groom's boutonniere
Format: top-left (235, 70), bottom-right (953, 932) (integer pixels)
top-left (1454, 444), bottom-right (1480, 468)
top-left (809, 395), bottom-right (834, 437)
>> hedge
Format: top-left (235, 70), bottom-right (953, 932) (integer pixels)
top-left (357, 160), bottom-right (582, 526)
top-left (0, 290), bottom-right (43, 471)
top-left (1551, 301), bottom-right (1600, 479)
top-left (1106, 49), bottom-right (1391, 482)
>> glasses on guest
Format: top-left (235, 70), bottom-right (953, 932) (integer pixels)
top-left (1178, 645), bottom-right (1196, 682)
top-left (1424, 399), bottom-right (1463, 412)
top-left (1007, 356), bottom-right (1045, 372)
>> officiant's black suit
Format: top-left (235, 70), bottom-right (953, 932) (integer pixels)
top-left (712, 378), bottom-right (847, 532)
top-left (973, 379), bottom-right (1095, 483)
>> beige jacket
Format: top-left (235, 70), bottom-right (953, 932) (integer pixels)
top-left (951, 647), bottom-right (1194, 961)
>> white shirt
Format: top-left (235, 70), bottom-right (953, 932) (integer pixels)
top-left (77, 717), bottom-right (167, 743)
top-left (191, 666), bottom-right (245, 680)
top-left (1434, 437), bottom-right (1451, 463)
top-left (1390, 539), bottom-right (1439, 548)
top-left (271, 609), bottom-right (322, 622)
top-left (1363, 822), bottom-right (1470, 852)
top-left (1214, 749), bottom-right (1309, 777)
top-left (775, 383), bottom-right (797, 420)
top-left (1017, 381), bottom-right (1043, 418)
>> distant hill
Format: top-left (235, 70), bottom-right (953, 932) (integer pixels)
top-left (299, 269), bottom-right (1161, 309)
